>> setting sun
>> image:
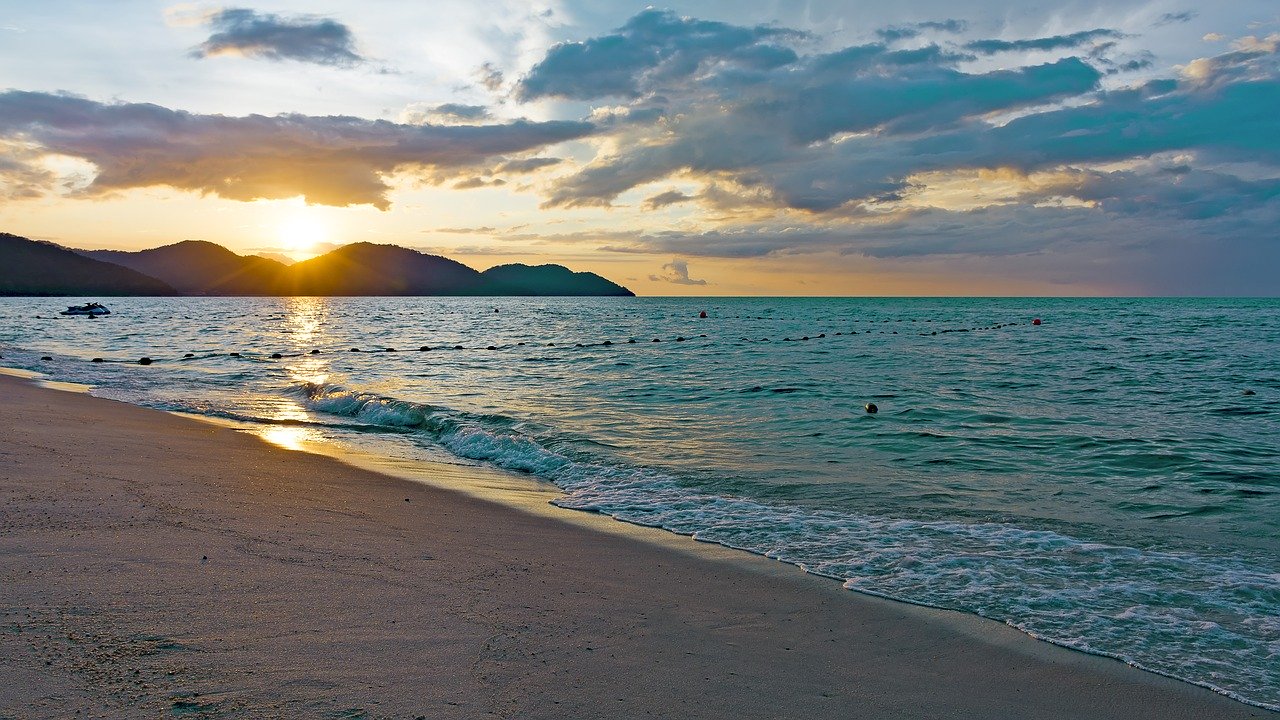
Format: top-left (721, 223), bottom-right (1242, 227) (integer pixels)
top-left (277, 214), bottom-right (327, 258)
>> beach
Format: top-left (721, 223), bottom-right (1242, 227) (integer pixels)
top-left (0, 373), bottom-right (1268, 719)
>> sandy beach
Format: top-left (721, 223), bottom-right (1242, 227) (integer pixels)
top-left (0, 373), bottom-right (1268, 719)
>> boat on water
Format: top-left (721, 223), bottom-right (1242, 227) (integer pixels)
top-left (60, 302), bottom-right (111, 316)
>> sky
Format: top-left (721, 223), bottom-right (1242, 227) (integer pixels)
top-left (0, 1), bottom-right (1278, 295)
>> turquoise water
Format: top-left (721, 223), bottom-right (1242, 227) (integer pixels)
top-left (2, 296), bottom-right (1277, 709)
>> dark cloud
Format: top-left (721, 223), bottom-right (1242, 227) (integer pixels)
top-left (452, 177), bottom-right (507, 189)
top-left (502, 11), bottom-right (1280, 291)
top-left (430, 103), bottom-right (491, 121)
top-left (1155, 11), bottom-right (1198, 27)
top-left (649, 259), bottom-right (707, 285)
top-left (517, 8), bottom-right (804, 100)
top-left (540, 48), bottom-right (1103, 209)
top-left (643, 189), bottom-right (694, 209)
top-left (876, 19), bottom-right (968, 42)
top-left (964, 29), bottom-right (1124, 55)
top-left (522, 10), bottom-right (1278, 227)
top-left (193, 8), bottom-right (363, 66)
top-left (0, 91), bottom-right (594, 209)
top-left (494, 157), bottom-right (562, 173)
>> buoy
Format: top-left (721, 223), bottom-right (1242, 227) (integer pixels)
top-left (603, 340), bottom-right (613, 345)
top-left (487, 345), bottom-right (497, 350)
top-left (311, 349), bottom-right (321, 354)
top-left (865, 403), bottom-right (878, 414)
top-left (699, 310), bottom-right (707, 319)
top-left (350, 348), bottom-right (360, 352)
top-left (386, 348), bottom-right (396, 352)
top-left (270, 352), bottom-right (282, 359)
top-left (91, 358), bottom-right (103, 363)
top-left (138, 357), bottom-right (152, 365)
top-left (40, 355), bottom-right (52, 361)
top-left (230, 352), bottom-right (241, 357)
top-left (454, 345), bottom-right (463, 350)
top-left (184, 353), bottom-right (194, 358)
top-left (653, 338), bottom-right (661, 342)
top-left (628, 339), bottom-right (636, 344)
top-left (1032, 318), bottom-right (1042, 326)
top-left (419, 346), bottom-right (430, 352)
top-left (676, 336), bottom-right (686, 342)
top-left (494, 308), bottom-right (499, 313)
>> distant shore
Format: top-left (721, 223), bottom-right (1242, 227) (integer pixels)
top-left (0, 374), bottom-right (1267, 719)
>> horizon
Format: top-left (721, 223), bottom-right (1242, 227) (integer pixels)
top-left (2, 2), bottom-right (1278, 296)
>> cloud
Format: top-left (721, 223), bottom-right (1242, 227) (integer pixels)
top-left (643, 189), bottom-right (694, 209)
top-left (649, 258), bottom-right (707, 285)
top-left (876, 19), bottom-right (967, 43)
top-left (477, 62), bottom-right (505, 91)
top-left (0, 91), bottom-right (594, 209)
top-left (452, 177), bottom-right (506, 189)
top-left (518, 11), bottom-right (1279, 227)
top-left (192, 8), bottom-right (363, 66)
top-left (494, 157), bottom-right (562, 173)
top-left (1155, 11), bottom-right (1198, 27)
top-left (0, 139), bottom-right (59, 199)
top-left (517, 8), bottom-right (804, 100)
top-left (401, 103), bottom-right (493, 125)
top-left (539, 45), bottom-right (1104, 209)
top-left (435, 226), bottom-right (496, 234)
top-left (963, 29), bottom-right (1125, 55)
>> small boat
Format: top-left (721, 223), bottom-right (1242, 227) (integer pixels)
top-left (60, 302), bottom-right (111, 316)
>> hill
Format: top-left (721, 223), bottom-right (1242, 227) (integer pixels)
top-left (0, 233), bottom-right (175, 296)
top-left (84, 240), bottom-right (289, 295)
top-left (3, 234), bottom-right (635, 296)
top-left (479, 263), bottom-right (634, 296)
top-left (282, 243), bottom-right (485, 295)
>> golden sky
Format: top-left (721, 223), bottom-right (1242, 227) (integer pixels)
top-left (1, 2), bottom-right (1278, 295)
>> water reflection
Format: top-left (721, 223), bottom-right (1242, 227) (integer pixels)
top-left (283, 296), bottom-right (327, 345)
top-left (259, 424), bottom-right (323, 452)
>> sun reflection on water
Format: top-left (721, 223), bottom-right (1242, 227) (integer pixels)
top-left (259, 425), bottom-right (322, 452)
top-left (283, 296), bottom-right (328, 345)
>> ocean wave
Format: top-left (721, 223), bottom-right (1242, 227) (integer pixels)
top-left (293, 380), bottom-right (1280, 712)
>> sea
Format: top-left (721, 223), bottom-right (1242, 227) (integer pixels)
top-left (1, 296), bottom-right (1277, 710)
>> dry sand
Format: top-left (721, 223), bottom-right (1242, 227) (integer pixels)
top-left (0, 374), bottom-right (1269, 719)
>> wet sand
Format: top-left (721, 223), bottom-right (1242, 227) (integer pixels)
top-left (0, 374), bottom-right (1268, 719)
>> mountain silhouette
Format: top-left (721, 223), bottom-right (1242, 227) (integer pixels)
top-left (479, 263), bottom-right (633, 296)
top-left (0, 233), bottom-right (175, 296)
top-left (282, 242), bottom-right (483, 295)
top-left (0, 234), bottom-right (635, 296)
top-left (84, 240), bottom-right (289, 295)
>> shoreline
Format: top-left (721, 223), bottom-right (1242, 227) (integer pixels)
top-left (0, 373), bottom-right (1270, 718)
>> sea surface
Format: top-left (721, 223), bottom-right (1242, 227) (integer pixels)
top-left (2, 296), bottom-right (1277, 709)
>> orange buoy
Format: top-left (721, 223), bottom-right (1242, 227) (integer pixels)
top-left (1032, 318), bottom-right (1042, 326)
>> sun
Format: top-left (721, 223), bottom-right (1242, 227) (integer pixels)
top-left (277, 214), bottom-right (328, 259)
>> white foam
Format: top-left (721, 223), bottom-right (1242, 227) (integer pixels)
top-left (295, 380), bottom-right (1280, 711)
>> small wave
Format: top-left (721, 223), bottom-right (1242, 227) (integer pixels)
top-left (289, 380), bottom-right (1280, 712)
